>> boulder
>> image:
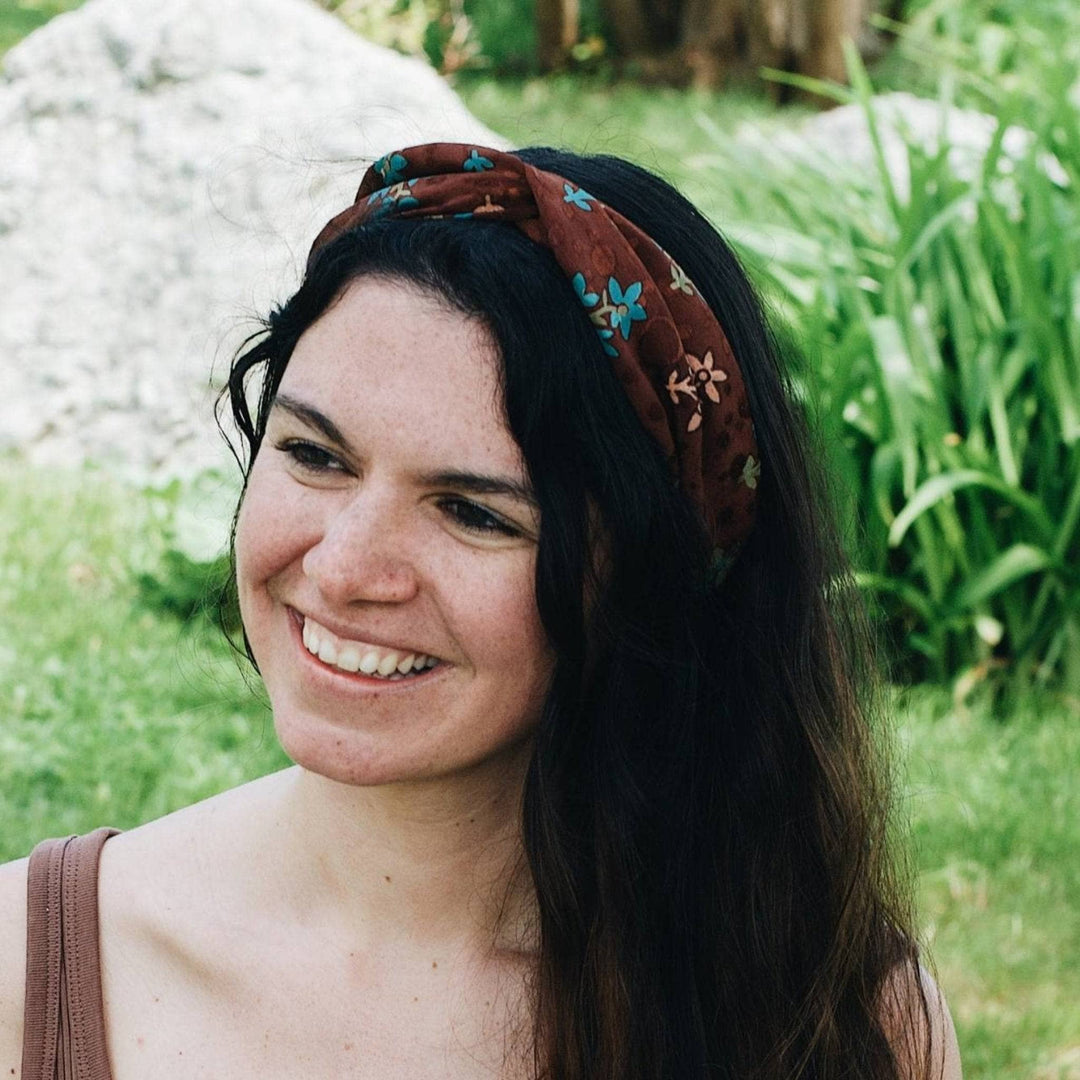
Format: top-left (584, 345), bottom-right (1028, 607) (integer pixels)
top-left (734, 91), bottom-right (1066, 204)
top-left (0, 0), bottom-right (505, 477)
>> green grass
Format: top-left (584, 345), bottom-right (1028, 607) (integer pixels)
top-left (0, 462), bottom-right (287, 850)
top-left (1, 463), bottom-right (1077, 1079)
top-left (899, 685), bottom-right (1080, 1077)
top-left (457, 73), bottom-right (788, 180)
top-left (0, 0), bottom-right (83, 54)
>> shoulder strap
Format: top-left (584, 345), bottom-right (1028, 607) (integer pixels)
top-left (22, 829), bottom-right (120, 1080)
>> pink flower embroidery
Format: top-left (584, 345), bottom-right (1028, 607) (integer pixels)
top-left (665, 368), bottom-right (697, 405)
top-left (665, 368), bottom-right (703, 432)
top-left (687, 350), bottom-right (727, 404)
top-left (472, 194), bottom-right (506, 216)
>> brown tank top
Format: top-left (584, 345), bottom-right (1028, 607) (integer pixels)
top-left (21, 829), bottom-right (120, 1080)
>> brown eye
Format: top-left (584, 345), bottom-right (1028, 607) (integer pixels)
top-left (440, 498), bottom-right (519, 537)
top-left (275, 440), bottom-right (343, 473)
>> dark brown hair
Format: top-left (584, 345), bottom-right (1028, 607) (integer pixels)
top-left (223, 146), bottom-right (929, 1079)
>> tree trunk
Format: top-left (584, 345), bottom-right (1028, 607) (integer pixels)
top-left (681, 0), bottom-right (745, 86)
top-left (802, 0), bottom-right (864, 83)
top-left (599, 0), bottom-right (660, 56)
top-left (614, 0), bottom-right (878, 99)
top-left (536, 0), bottom-right (581, 70)
top-left (599, 0), bottom-right (684, 57)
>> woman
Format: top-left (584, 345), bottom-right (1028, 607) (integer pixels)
top-left (1, 144), bottom-right (961, 1079)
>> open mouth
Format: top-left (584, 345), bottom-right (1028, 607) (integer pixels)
top-left (290, 609), bottom-right (446, 684)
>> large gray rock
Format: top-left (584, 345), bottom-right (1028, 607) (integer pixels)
top-left (734, 91), bottom-right (1066, 204)
top-left (0, 0), bottom-right (505, 477)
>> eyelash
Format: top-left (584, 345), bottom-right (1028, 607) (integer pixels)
top-left (277, 439), bottom-right (342, 473)
top-left (273, 439), bottom-right (521, 538)
top-left (439, 497), bottom-right (520, 537)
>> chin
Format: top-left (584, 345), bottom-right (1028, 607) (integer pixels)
top-left (272, 710), bottom-right (412, 787)
top-left (272, 703), bottom-right (538, 792)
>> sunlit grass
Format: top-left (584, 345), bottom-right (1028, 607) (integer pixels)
top-left (455, 72), bottom-right (794, 229)
top-left (0, 463), bottom-right (1076, 1076)
top-left (899, 685), bottom-right (1080, 1077)
top-left (0, 461), bottom-right (286, 852)
top-left (0, 0), bottom-right (85, 54)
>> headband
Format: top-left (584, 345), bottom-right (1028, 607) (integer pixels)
top-left (308, 144), bottom-right (759, 566)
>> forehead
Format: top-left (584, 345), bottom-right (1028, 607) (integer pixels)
top-left (278, 277), bottom-right (523, 474)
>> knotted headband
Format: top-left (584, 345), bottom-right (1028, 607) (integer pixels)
top-left (308, 143), bottom-right (759, 564)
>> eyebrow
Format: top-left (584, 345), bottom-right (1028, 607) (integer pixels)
top-left (273, 394), bottom-right (349, 447)
top-left (271, 393), bottom-right (538, 508)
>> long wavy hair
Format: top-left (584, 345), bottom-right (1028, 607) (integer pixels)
top-left (220, 147), bottom-right (928, 1079)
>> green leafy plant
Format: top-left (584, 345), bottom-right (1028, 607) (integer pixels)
top-left (135, 471), bottom-right (240, 633)
top-left (315, 0), bottom-right (610, 75)
top-left (698, 43), bottom-right (1080, 692)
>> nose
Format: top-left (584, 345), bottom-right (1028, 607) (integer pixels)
top-left (301, 490), bottom-right (420, 607)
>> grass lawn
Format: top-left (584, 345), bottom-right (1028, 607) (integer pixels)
top-left (0, 0), bottom-right (84, 54)
top-left (1, 463), bottom-right (1077, 1078)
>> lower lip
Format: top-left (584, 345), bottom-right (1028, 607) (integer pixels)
top-left (287, 609), bottom-right (449, 691)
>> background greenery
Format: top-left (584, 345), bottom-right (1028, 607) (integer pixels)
top-left (0, 464), bottom-right (1076, 1078)
top-left (1, 0), bottom-right (1078, 1076)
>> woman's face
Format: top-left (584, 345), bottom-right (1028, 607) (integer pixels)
top-left (235, 277), bottom-right (555, 788)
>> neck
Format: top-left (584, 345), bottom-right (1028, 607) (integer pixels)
top-left (259, 752), bottom-right (538, 959)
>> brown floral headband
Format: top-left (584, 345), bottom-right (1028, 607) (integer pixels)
top-left (308, 143), bottom-right (759, 569)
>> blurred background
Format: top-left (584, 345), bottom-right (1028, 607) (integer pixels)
top-left (0, 0), bottom-right (1077, 1075)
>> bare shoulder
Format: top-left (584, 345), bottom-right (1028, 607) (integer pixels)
top-left (880, 960), bottom-right (962, 1080)
top-left (0, 856), bottom-right (30, 1078)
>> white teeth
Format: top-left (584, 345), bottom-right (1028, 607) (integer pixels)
top-left (337, 646), bottom-right (361, 673)
top-left (301, 616), bottom-right (437, 678)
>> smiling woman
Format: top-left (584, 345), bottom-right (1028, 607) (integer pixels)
top-left (0, 144), bottom-right (960, 1080)
top-left (236, 279), bottom-right (555, 790)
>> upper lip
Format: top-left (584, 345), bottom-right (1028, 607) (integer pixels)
top-left (289, 607), bottom-right (445, 662)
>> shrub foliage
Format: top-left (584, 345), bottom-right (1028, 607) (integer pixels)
top-left (704, 43), bottom-right (1079, 689)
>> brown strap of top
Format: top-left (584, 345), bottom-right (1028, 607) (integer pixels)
top-left (22, 829), bottom-right (120, 1080)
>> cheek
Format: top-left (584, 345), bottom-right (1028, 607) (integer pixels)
top-left (472, 560), bottom-right (553, 681)
top-left (234, 463), bottom-right (308, 603)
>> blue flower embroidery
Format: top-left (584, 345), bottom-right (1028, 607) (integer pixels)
top-left (373, 152), bottom-right (408, 184)
top-left (572, 272), bottom-right (598, 307)
top-left (596, 327), bottom-right (618, 357)
top-left (563, 183), bottom-right (596, 211)
top-left (366, 180), bottom-right (419, 217)
top-left (464, 149), bottom-right (495, 171)
top-left (571, 272), bottom-right (618, 355)
top-left (607, 277), bottom-right (647, 339)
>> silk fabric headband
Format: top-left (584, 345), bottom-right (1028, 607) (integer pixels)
top-left (307, 143), bottom-right (759, 564)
